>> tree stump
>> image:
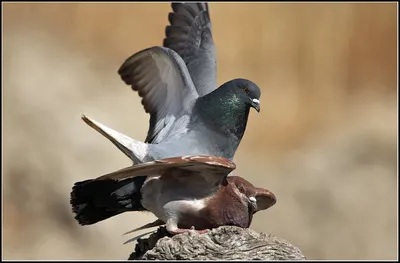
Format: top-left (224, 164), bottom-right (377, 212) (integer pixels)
top-left (129, 226), bottom-right (306, 260)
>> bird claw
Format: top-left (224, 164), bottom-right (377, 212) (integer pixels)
top-left (168, 227), bottom-right (210, 235)
top-left (197, 229), bottom-right (210, 234)
top-left (189, 226), bottom-right (209, 234)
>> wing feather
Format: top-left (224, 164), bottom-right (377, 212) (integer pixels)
top-left (95, 155), bottom-right (236, 188)
top-left (164, 3), bottom-right (217, 97)
top-left (118, 46), bottom-right (198, 143)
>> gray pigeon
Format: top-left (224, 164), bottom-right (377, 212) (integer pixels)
top-left (83, 2), bottom-right (261, 163)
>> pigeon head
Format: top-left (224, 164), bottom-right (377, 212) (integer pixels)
top-left (203, 175), bottom-right (276, 229)
top-left (224, 78), bottom-right (261, 112)
top-left (193, 78), bottom-right (262, 155)
top-left (227, 176), bottom-right (276, 215)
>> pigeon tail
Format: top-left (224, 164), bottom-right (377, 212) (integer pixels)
top-left (70, 176), bottom-right (147, 225)
top-left (81, 115), bottom-right (148, 164)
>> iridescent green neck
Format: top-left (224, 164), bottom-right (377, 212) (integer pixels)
top-left (195, 88), bottom-right (250, 140)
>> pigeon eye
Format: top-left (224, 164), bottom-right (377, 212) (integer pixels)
top-left (243, 87), bottom-right (249, 94)
top-left (238, 185), bottom-right (245, 193)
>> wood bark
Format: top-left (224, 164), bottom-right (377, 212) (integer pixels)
top-left (129, 226), bottom-right (306, 260)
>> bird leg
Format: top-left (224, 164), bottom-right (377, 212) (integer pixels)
top-left (168, 227), bottom-right (210, 235)
top-left (166, 220), bottom-right (209, 235)
top-left (190, 227), bottom-right (210, 234)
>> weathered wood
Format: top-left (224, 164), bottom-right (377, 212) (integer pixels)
top-left (129, 226), bottom-right (306, 260)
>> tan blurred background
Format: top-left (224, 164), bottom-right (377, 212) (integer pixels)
top-left (2, 2), bottom-right (397, 260)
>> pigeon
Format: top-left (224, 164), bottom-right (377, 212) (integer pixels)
top-left (81, 2), bottom-right (261, 164)
top-left (70, 155), bottom-right (276, 234)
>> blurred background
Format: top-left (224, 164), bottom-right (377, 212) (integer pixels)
top-left (2, 2), bottom-right (397, 260)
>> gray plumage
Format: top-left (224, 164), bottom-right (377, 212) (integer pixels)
top-left (83, 3), bottom-right (261, 164)
top-left (164, 3), bottom-right (217, 97)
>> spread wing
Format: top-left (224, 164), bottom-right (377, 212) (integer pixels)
top-left (95, 155), bottom-right (236, 188)
top-left (164, 3), bottom-right (217, 97)
top-left (118, 46), bottom-right (199, 143)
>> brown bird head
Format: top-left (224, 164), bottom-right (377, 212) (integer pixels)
top-left (227, 175), bottom-right (276, 214)
top-left (202, 175), bottom-right (276, 230)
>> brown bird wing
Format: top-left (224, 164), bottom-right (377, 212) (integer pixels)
top-left (95, 155), bottom-right (236, 188)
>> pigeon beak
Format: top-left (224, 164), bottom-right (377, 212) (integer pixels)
top-left (250, 98), bottom-right (260, 112)
top-left (249, 196), bottom-right (258, 211)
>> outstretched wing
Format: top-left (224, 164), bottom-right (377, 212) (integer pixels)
top-left (95, 155), bottom-right (236, 188)
top-left (164, 2), bottom-right (217, 97)
top-left (118, 46), bottom-right (199, 143)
